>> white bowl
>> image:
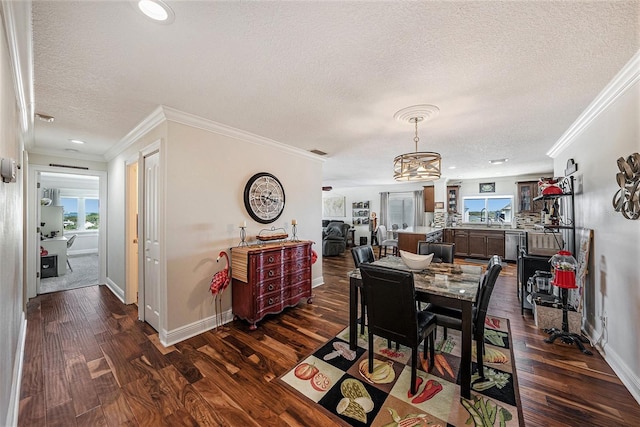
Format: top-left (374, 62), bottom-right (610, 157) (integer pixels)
top-left (399, 250), bottom-right (434, 270)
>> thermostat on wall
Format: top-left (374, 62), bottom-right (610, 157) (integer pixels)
top-left (1, 158), bottom-right (17, 183)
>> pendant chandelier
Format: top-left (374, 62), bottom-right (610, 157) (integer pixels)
top-left (393, 105), bottom-right (442, 182)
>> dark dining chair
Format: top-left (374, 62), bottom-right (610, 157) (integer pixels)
top-left (421, 255), bottom-right (502, 378)
top-left (417, 241), bottom-right (455, 263)
top-left (359, 264), bottom-right (437, 395)
top-left (351, 245), bottom-right (376, 334)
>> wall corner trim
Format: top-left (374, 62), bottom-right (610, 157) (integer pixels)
top-left (105, 277), bottom-right (126, 303)
top-left (547, 50), bottom-right (640, 158)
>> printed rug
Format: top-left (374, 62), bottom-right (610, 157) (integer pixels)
top-left (279, 315), bottom-right (523, 426)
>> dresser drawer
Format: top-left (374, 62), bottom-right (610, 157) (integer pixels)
top-left (254, 250), bottom-right (282, 269)
top-left (285, 259), bottom-right (308, 274)
top-left (283, 245), bottom-right (307, 262)
top-left (256, 293), bottom-right (284, 315)
top-left (287, 283), bottom-right (310, 302)
top-left (257, 277), bottom-right (284, 294)
top-left (255, 265), bottom-right (284, 282)
top-left (286, 269), bottom-right (310, 286)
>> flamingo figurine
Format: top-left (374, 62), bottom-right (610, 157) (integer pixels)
top-left (210, 251), bottom-right (230, 329)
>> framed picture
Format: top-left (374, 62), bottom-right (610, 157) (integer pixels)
top-left (435, 202), bottom-right (444, 209)
top-left (479, 182), bottom-right (495, 193)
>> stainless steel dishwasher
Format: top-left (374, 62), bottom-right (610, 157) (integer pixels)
top-left (504, 230), bottom-right (523, 261)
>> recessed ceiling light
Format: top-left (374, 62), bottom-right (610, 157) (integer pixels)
top-left (65, 148), bottom-right (79, 153)
top-left (489, 158), bottom-right (508, 165)
top-left (137, 0), bottom-right (175, 23)
top-left (35, 113), bottom-right (55, 123)
top-left (69, 139), bottom-right (85, 144)
top-left (448, 166), bottom-right (456, 169)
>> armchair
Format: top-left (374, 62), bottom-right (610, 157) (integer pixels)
top-left (322, 221), bottom-right (351, 256)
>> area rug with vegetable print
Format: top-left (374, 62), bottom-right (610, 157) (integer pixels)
top-left (278, 314), bottom-right (523, 426)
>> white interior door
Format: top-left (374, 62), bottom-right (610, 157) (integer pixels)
top-left (143, 151), bottom-right (160, 331)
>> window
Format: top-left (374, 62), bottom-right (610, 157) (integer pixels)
top-left (62, 197), bottom-right (100, 231)
top-left (462, 195), bottom-right (513, 224)
top-left (388, 192), bottom-right (415, 229)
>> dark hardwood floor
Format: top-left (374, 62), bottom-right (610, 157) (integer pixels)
top-left (18, 253), bottom-right (640, 426)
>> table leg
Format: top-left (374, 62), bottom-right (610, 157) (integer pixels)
top-left (349, 277), bottom-right (358, 350)
top-left (460, 301), bottom-right (472, 399)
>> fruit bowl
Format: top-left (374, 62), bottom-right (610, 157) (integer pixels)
top-left (399, 250), bottom-right (434, 270)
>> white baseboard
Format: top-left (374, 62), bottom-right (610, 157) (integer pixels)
top-left (585, 320), bottom-right (640, 405)
top-left (6, 311), bottom-right (26, 427)
top-left (312, 277), bottom-right (325, 288)
top-left (160, 309), bottom-right (234, 347)
top-left (600, 341), bottom-right (640, 405)
top-left (105, 277), bottom-right (125, 303)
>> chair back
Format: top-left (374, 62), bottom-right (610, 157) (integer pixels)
top-left (351, 245), bottom-right (375, 268)
top-left (359, 264), bottom-right (419, 347)
top-left (66, 234), bottom-right (77, 248)
top-left (474, 255), bottom-right (502, 337)
top-left (417, 241), bottom-right (455, 263)
top-left (376, 225), bottom-right (388, 243)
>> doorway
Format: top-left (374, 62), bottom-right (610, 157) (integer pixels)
top-left (28, 166), bottom-right (107, 297)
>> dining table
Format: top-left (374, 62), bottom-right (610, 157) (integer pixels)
top-left (348, 256), bottom-right (483, 399)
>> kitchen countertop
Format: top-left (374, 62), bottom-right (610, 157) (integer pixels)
top-left (445, 225), bottom-right (523, 232)
top-left (394, 226), bottom-right (443, 235)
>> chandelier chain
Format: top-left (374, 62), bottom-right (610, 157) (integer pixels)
top-left (414, 117), bottom-right (420, 151)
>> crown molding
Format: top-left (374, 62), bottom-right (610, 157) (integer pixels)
top-left (28, 147), bottom-right (107, 163)
top-left (547, 50), bottom-right (640, 158)
top-left (2, 0), bottom-right (34, 140)
top-left (105, 105), bottom-right (326, 163)
top-left (103, 106), bottom-right (167, 161)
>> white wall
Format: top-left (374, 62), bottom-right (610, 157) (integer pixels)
top-left (107, 110), bottom-right (323, 342)
top-left (0, 6), bottom-right (26, 425)
top-left (551, 53), bottom-right (640, 402)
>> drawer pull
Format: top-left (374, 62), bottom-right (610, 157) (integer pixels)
top-left (268, 284), bottom-right (274, 291)
top-left (268, 270), bottom-right (275, 277)
top-left (268, 256), bottom-right (275, 263)
top-left (268, 297), bottom-right (274, 305)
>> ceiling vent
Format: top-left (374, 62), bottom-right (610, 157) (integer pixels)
top-left (322, 186), bottom-right (333, 191)
top-left (310, 149), bottom-right (327, 156)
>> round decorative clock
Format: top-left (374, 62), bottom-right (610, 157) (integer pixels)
top-left (243, 172), bottom-right (286, 224)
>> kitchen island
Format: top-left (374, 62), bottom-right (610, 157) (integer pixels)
top-left (395, 226), bottom-right (443, 253)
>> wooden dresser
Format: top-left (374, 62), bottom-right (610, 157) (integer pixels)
top-left (231, 241), bottom-right (313, 329)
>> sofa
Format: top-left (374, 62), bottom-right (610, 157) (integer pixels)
top-left (322, 221), bottom-right (351, 256)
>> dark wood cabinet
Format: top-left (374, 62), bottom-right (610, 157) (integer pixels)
top-left (231, 241), bottom-right (312, 329)
top-left (423, 186), bottom-right (435, 212)
top-left (453, 230), bottom-right (469, 257)
top-left (443, 228), bottom-right (454, 244)
top-left (451, 229), bottom-right (505, 259)
top-left (446, 185), bottom-right (459, 213)
top-left (517, 181), bottom-right (544, 213)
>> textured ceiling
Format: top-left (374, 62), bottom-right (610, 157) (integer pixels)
top-left (30, 1), bottom-right (640, 187)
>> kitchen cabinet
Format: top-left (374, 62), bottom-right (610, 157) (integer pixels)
top-left (451, 229), bottom-right (505, 259)
top-left (517, 181), bottom-right (544, 214)
top-left (452, 230), bottom-right (469, 257)
top-left (396, 227), bottom-right (442, 253)
top-left (443, 228), bottom-right (454, 244)
top-left (446, 185), bottom-right (459, 214)
top-left (231, 241), bottom-right (312, 329)
top-left (423, 186), bottom-right (434, 212)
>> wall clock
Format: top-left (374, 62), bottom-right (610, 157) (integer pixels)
top-left (243, 172), bottom-right (286, 224)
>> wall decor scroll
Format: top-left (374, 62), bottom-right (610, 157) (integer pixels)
top-left (612, 152), bottom-right (640, 220)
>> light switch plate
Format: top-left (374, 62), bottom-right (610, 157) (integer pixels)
top-left (1, 158), bottom-right (17, 183)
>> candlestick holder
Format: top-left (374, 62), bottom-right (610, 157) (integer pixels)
top-left (290, 223), bottom-right (300, 242)
top-left (238, 226), bottom-right (248, 247)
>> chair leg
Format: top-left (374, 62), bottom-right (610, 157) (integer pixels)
top-left (476, 336), bottom-right (484, 378)
top-left (360, 297), bottom-right (366, 335)
top-left (67, 258), bottom-right (73, 272)
top-left (429, 333), bottom-right (435, 372)
top-left (410, 347), bottom-right (418, 395)
top-left (443, 327), bottom-right (448, 340)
